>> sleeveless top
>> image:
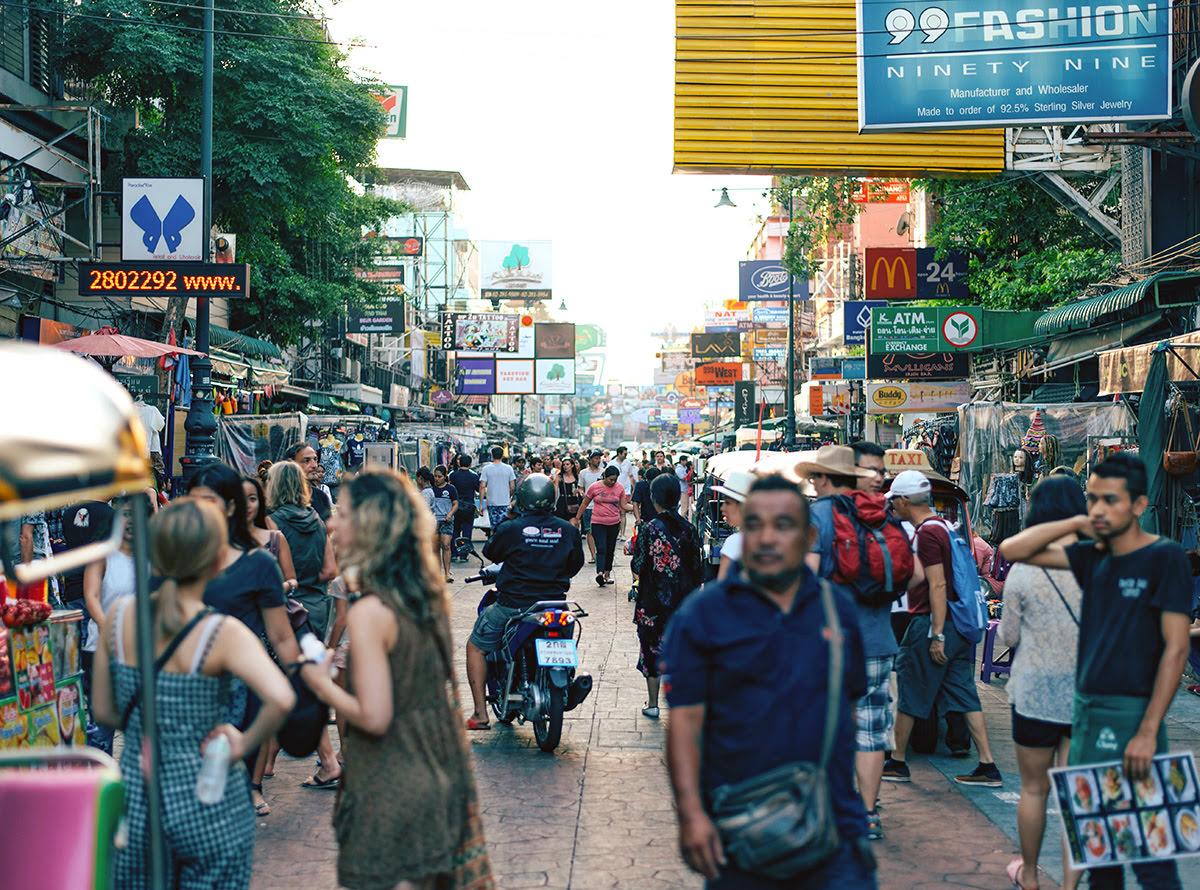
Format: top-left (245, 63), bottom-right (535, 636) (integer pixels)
top-left (85, 550), bottom-right (135, 652)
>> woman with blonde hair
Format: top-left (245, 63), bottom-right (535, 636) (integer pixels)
top-left (303, 469), bottom-right (493, 890)
top-left (91, 499), bottom-right (294, 889)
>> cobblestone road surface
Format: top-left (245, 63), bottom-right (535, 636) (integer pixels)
top-left (250, 540), bottom-right (1200, 889)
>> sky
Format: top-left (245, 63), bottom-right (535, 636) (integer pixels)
top-left (323, 0), bottom-right (772, 385)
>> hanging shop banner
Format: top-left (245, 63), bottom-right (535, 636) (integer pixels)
top-left (455, 359), bottom-right (496, 395)
top-left (694, 362), bottom-right (744, 386)
top-left (534, 359), bottom-right (576, 395)
top-left (867, 350), bottom-right (971, 380)
top-left (870, 306), bottom-right (982, 353)
top-left (1051, 752), bottom-right (1200, 869)
top-left (810, 356), bottom-right (845, 380)
top-left (495, 359), bottom-right (535, 394)
top-left (1097, 330), bottom-right (1200, 395)
top-left (479, 240), bottom-right (552, 301)
top-left (534, 322), bottom-right (576, 358)
top-left (856, 1), bottom-right (1172, 133)
top-left (691, 331), bottom-right (741, 358)
top-left (865, 248), bottom-right (970, 300)
top-left (844, 300), bottom-right (888, 345)
top-left (866, 381), bottom-right (971, 414)
top-left (440, 312), bottom-right (520, 352)
top-left (739, 260), bottom-right (810, 302)
top-left (734, 381), bottom-right (757, 427)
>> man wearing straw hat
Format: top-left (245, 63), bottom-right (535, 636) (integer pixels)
top-left (797, 446), bottom-right (901, 841)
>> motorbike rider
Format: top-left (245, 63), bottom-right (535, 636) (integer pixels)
top-left (465, 473), bottom-right (585, 730)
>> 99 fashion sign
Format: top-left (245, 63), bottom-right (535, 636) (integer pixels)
top-left (864, 248), bottom-right (969, 300)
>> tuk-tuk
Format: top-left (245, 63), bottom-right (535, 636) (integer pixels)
top-left (0, 343), bottom-right (165, 888)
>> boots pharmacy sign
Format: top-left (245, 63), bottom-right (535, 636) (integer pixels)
top-left (856, 2), bottom-right (1171, 132)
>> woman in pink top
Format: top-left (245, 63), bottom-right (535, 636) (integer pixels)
top-left (576, 465), bottom-right (630, 587)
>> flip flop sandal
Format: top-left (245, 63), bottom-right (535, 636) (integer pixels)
top-left (251, 783), bottom-right (270, 816)
top-left (466, 718), bottom-right (491, 731)
top-left (1006, 858), bottom-right (1035, 890)
top-left (302, 773), bottom-right (341, 789)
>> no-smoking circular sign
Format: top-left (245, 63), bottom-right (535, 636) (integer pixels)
top-left (941, 311), bottom-right (978, 348)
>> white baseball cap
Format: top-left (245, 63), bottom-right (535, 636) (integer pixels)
top-left (711, 470), bottom-right (755, 503)
top-left (886, 469), bottom-right (931, 500)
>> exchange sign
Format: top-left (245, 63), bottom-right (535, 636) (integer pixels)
top-left (856, 1), bottom-right (1171, 132)
top-left (870, 306), bottom-right (983, 353)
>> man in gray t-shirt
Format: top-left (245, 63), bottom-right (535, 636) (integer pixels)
top-left (577, 450), bottom-right (606, 563)
top-left (479, 446), bottom-right (517, 534)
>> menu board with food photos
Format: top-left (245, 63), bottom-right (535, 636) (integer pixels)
top-left (0, 610), bottom-right (84, 749)
top-left (1053, 753), bottom-right (1200, 867)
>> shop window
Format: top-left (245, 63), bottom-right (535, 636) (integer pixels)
top-left (0, 4), bottom-right (24, 80)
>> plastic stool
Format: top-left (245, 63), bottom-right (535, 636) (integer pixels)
top-left (979, 619), bottom-right (1012, 684)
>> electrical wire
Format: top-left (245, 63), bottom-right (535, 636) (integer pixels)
top-left (138, 0), bottom-right (328, 23)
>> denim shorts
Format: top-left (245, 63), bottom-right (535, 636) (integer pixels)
top-left (469, 602), bottom-right (523, 652)
top-left (436, 519), bottom-right (454, 537)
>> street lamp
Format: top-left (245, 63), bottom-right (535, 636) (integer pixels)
top-left (716, 182), bottom-right (798, 451)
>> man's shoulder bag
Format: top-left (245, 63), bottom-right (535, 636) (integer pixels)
top-left (707, 580), bottom-right (843, 878)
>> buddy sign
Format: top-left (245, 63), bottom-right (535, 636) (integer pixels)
top-left (870, 306), bottom-right (982, 353)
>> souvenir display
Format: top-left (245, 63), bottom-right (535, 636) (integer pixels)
top-left (0, 699), bottom-right (28, 748)
top-left (1054, 753), bottom-right (1200, 868)
top-left (0, 626), bottom-right (12, 698)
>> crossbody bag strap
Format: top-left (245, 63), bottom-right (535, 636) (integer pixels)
top-left (1040, 568), bottom-right (1079, 627)
top-left (815, 579), bottom-right (844, 771)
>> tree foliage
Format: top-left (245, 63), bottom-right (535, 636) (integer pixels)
top-left (55, 0), bottom-right (406, 344)
top-left (918, 175), bottom-right (1121, 310)
top-left (768, 177), bottom-right (863, 280)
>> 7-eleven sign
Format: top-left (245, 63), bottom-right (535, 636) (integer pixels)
top-left (371, 86), bottom-right (408, 139)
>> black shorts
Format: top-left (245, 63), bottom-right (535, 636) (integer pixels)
top-left (1011, 706), bottom-right (1072, 748)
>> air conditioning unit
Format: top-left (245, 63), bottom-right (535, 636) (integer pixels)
top-left (337, 357), bottom-right (352, 378)
top-left (349, 359), bottom-right (361, 380)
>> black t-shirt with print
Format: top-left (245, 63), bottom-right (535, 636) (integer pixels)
top-left (1067, 538), bottom-right (1193, 698)
top-left (202, 549), bottom-right (286, 639)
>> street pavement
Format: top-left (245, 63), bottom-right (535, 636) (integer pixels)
top-left (250, 542), bottom-right (1200, 889)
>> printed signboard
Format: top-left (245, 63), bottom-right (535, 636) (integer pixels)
top-left (347, 298), bottom-right (405, 335)
top-left (810, 357), bottom-right (844, 381)
top-left (753, 347), bottom-right (787, 362)
top-left (705, 309), bottom-right (749, 325)
top-left (751, 306), bottom-right (789, 325)
top-left (691, 331), bottom-right (741, 358)
top-left (480, 240), bottom-right (552, 301)
top-left (871, 306), bottom-right (983, 353)
top-left (494, 359), bottom-right (535, 394)
top-left (455, 359), bottom-right (496, 395)
top-left (842, 358), bottom-right (867, 380)
top-left (535, 322), bottom-right (575, 358)
top-left (122, 178), bottom-right (205, 262)
top-left (857, 1), bottom-right (1172, 132)
top-left (441, 313), bottom-right (520, 353)
top-left (851, 180), bottom-right (911, 203)
top-left (844, 300), bottom-right (888, 345)
top-left (915, 249), bottom-right (971, 300)
top-left (739, 260), bottom-right (810, 302)
top-left (660, 351), bottom-right (692, 372)
top-left (534, 359), bottom-right (575, 395)
top-left (866, 381), bottom-right (971, 414)
top-left (371, 86), bottom-right (408, 138)
top-left (694, 362), bottom-right (744, 386)
top-left (867, 351), bottom-right (970, 380)
top-left (734, 381), bottom-right (757, 427)
top-left (865, 248), bottom-right (970, 300)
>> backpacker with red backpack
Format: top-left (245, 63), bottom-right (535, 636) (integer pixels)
top-left (828, 491), bottom-right (914, 606)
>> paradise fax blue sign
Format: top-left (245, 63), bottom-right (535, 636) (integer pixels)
top-left (856, 2), bottom-right (1171, 131)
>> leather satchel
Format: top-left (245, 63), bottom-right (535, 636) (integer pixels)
top-left (707, 580), bottom-right (843, 878)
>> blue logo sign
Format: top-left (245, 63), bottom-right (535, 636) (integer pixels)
top-left (842, 358), bottom-right (867, 380)
top-left (130, 194), bottom-right (195, 255)
top-left (739, 260), bottom-right (810, 302)
top-left (857, 1), bottom-right (1170, 131)
top-left (751, 306), bottom-right (789, 324)
top-left (844, 301), bottom-right (887, 346)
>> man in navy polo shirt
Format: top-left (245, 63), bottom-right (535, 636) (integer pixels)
top-left (662, 474), bottom-right (877, 890)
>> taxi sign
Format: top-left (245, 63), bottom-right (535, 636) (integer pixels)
top-left (885, 449), bottom-right (934, 474)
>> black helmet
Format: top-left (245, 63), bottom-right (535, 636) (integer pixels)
top-left (515, 473), bottom-right (556, 514)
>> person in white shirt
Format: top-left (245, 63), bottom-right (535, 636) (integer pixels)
top-left (478, 446), bottom-right (517, 535)
top-left (613, 446), bottom-right (636, 540)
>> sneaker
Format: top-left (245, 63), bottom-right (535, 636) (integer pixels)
top-left (866, 811), bottom-right (883, 840)
top-left (948, 747), bottom-right (971, 759)
top-left (881, 758), bottom-right (910, 783)
top-left (954, 762), bottom-right (1003, 787)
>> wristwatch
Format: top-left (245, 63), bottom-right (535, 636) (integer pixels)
top-left (931, 633), bottom-right (946, 642)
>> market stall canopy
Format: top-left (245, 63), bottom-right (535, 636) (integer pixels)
top-left (1034, 271), bottom-right (1200, 337)
top-left (1098, 329), bottom-right (1200, 395)
top-left (50, 326), bottom-right (206, 361)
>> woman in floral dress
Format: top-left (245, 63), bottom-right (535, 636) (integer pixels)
top-left (631, 473), bottom-right (703, 718)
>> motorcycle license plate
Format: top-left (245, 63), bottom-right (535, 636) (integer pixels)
top-left (535, 638), bottom-right (578, 667)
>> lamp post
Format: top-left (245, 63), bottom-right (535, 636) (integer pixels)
top-left (715, 182), bottom-right (798, 451)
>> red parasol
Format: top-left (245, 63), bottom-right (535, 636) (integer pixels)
top-left (51, 326), bottom-right (206, 360)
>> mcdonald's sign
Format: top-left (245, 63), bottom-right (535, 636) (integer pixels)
top-left (865, 248), bottom-right (916, 300)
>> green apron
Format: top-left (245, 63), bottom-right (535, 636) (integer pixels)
top-left (1069, 691), bottom-right (1169, 766)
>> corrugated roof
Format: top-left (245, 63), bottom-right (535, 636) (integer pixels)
top-left (1034, 271), bottom-right (1200, 335)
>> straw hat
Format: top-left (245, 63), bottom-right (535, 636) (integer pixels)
top-left (711, 470), bottom-right (755, 503)
top-left (791, 445), bottom-right (875, 479)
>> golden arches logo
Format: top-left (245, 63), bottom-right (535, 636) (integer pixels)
top-left (871, 254), bottom-right (913, 292)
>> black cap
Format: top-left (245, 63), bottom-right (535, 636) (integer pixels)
top-left (590, 449), bottom-right (603, 457)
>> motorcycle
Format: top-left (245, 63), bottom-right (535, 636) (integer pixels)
top-left (464, 562), bottom-right (593, 752)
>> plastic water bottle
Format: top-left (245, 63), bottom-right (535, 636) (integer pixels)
top-left (195, 733), bottom-right (231, 803)
top-left (299, 633), bottom-right (326, 664)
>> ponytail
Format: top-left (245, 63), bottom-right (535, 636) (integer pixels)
top-left (148, 500), bottom-right (226, 641)
top-left (153, 578), bottom-right (188, 639)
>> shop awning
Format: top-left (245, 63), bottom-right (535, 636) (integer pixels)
top-left (308, 391), bottom-right (360, 413)
top-left (210, 348), bottom-right (250, 380)
top-left (1035, 271), bottom-right (1200, 335)
top-left (209, 324), bottom-right (282, 360)
top-left (249, 359), bottom-right (289, 385)
top-left (1098, 329), bottom-right (1200, 394)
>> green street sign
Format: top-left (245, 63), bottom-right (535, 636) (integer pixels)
top-left (870, 306), bottom-right (982, 353)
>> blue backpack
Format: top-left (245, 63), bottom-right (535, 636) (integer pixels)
top-left (926, 518), bottom-right (988, 643)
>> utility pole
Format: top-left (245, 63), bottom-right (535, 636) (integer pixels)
top-left (518, 394), bottom-right (525, 442)
top-left (181, 0), bottom-right (216, 486)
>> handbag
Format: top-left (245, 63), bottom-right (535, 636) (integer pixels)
top-left (1163, 398), bottom-right (1199, 477)
top-left (707, 580), bottom-right (842, 879)
top-left (276, 662), bottom-right (328, 757)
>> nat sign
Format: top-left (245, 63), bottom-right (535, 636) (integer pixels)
top-left (864, 248), bottom-right (969, 300)
top-left (691, 331), bottom-right (741, 358)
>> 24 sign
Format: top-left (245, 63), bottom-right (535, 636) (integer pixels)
top-left (864, 247), bottom-right (970, 300)
top-left (917, 250), bottom-right (970, 300)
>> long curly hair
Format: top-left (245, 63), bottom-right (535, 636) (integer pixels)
top-left (340, 469), bottom-right (453, 668)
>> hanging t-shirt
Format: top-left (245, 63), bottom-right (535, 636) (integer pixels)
top-left (345, 437), bottom-right (367, 468)
top-left (136, 402), bottom-right (166, 455)
top-left (319, 441), bottom-right (344, 485)
top-left (1067, 538), bottom-right (1193, 698)
top-left (587, 481), bottom-right (624, 526)
top-left (429, 484), bottom-right (459, 521)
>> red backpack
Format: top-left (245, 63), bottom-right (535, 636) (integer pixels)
top-left (828, 492), bottom-right (915, 607)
